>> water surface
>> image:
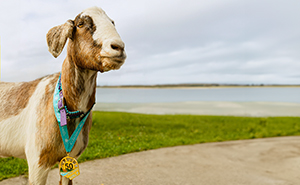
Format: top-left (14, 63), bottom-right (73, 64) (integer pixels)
top-left (96, 87), bottom-right (300, 103)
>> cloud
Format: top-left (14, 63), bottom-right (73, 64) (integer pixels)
top-left (0, 0), bottom-right (299, 85)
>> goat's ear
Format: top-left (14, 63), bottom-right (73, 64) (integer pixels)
top-left (47, 20), bottom-right (74, 58)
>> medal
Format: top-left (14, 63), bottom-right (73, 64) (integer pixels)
top-left (59, 154), bottom-right (80, 180)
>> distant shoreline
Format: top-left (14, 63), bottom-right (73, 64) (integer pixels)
top-left (97, 84), bottom-right (300, 89)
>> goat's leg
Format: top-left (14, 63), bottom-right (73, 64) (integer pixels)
top-left (26, 145), bottom-right (50, 185)
top-left (27, 162), bottom-right (50, 185)
top-left (59, 175), bottom-right (72, 185)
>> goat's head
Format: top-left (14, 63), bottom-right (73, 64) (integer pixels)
top-left (47, 6), bottom-right (126, 72)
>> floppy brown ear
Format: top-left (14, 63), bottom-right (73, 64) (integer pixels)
top-left (46, 20), bottom-right (74, 58)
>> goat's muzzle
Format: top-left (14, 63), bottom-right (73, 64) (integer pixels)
top-left (98, 53), bottom-right (126, 73)
top-left (97, 39), bottom-right (126, 72)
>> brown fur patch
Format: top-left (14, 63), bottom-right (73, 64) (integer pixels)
top-left (0, 78), bottom-right (42, 122)
top-left (60, 61), bottom-right (82, 111)
top-left (74, 14), bottom-right (96, 34)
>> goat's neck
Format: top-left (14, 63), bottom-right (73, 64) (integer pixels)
top-left (61, 58), bottom-right (97, 113)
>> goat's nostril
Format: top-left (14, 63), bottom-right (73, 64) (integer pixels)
top-left (111, 44), bottom-right (124, 51)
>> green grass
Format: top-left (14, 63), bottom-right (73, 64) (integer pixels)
top-left (1, 112), bottom-right (300, 181)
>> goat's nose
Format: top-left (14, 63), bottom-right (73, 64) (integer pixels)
top-left (110, 42), bottom-right (124, 52)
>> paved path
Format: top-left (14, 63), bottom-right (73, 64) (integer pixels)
top-left (1, 136), bottom-right (300, 185)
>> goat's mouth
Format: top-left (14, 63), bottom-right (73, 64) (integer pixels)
top-left (100, 54), bottom-right (126, 62)
top-left (102, 54), bottom-right (126, 62)
top-left (112, 56), bottom-right (126, 64)
top-left (98, 55), bottom-right (126, 73)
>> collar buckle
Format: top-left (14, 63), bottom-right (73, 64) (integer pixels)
top-left (58, 97), bottom-right (64, 111)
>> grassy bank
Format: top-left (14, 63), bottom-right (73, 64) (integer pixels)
top-left (1, 112), bottom-right (300, 181)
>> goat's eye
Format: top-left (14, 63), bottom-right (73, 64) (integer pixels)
top-left (78, 22), bottom-right (84, 28)
top-left (111, 21), bottom-right (115, 25)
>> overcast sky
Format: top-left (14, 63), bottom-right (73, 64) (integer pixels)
top-left (0, 0), bottom-right (299, 85)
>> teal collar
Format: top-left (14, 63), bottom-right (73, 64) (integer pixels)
top-left (53, 74), bottom-right (94, 153)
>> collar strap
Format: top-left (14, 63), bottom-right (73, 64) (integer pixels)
top-left (53, 74), bottom-right (95, 153)
top-left (57, 75), bottom-right (87, 120)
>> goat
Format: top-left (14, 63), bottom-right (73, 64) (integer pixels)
top-left (0, 6), bottom-right (126, 185)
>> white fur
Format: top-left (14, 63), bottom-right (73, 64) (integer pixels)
top-left (82, 7), bottom-right (125, 58)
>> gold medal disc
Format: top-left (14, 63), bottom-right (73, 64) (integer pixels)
top-left (59, 155), bottom-right (80, 180)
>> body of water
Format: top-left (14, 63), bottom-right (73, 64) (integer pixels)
top-left (96, 87), bottom-right (300, 103)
